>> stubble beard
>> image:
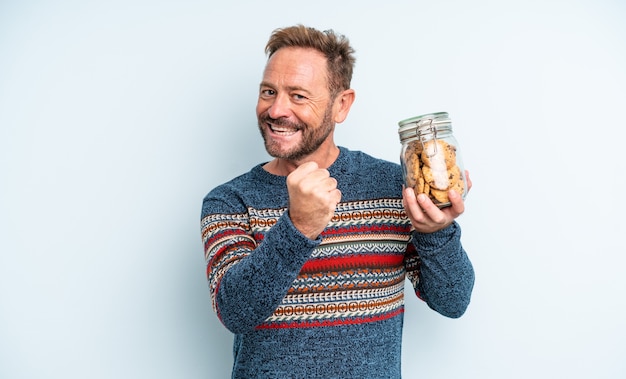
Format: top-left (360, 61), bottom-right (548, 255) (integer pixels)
top-left (258, 105), bottom-right (334, 162)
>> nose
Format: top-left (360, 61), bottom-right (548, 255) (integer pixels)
top-left (266, 93), bottom-right (291, 119)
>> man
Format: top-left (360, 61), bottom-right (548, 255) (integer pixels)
top-left (201, 25), bottom-right (474, 378)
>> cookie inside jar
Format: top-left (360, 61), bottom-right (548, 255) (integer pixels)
top-left (398, 112), bottom-right (466, 208)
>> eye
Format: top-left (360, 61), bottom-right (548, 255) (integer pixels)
top-left (292, 93), bottom-right (307, 101)
top-left (260, 89), bottom-right (276, 97)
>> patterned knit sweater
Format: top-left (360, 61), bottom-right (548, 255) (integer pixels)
top-left (200, 147), bottom-right (474, 378)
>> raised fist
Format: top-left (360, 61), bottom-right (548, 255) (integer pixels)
top-left (286, 162), bottom-right (341, 239)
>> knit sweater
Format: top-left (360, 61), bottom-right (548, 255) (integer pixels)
top-left (200, 147), bottom-right (474, 378)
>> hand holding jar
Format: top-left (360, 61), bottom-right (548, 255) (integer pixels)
top-left (398, 112), bottom-right (471, 232)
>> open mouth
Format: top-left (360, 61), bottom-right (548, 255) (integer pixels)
top-left (269, 124), bottom-right (299, 136)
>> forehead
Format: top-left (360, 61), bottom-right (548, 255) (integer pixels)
top-left (262, 47), bottom-right (328, 89)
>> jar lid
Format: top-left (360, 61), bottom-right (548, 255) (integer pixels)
top-left (398, 112), bottom-right (451, 142)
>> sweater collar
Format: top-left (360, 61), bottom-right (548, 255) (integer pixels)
top-left (253, 146), bottom-right (349, 183)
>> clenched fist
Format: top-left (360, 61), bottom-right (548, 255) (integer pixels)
top-left (286, 162), bottom-right (342, 239)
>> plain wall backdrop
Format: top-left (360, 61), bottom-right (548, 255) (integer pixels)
top-left (1, 0), bottom-right (625, 378)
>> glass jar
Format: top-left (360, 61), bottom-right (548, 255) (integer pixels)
top-left (398, 112), bottom-right (467, 208)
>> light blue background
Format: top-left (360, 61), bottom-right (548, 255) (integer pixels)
top-left (1, 1), bottom-right (625, 378)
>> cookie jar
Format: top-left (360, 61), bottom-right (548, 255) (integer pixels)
top-left (398, 112), bottom-right (467, 208)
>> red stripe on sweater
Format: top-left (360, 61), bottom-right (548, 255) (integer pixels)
top-left (204, 229), bottom-right (250, 251)
top-left (299, 254), bottom-right (404, 274)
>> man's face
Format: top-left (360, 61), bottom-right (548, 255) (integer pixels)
top-left (256, 47), bottom-right (336, 162)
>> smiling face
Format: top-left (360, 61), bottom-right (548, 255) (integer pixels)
top-left (256, 47), bottom-right (350, 168)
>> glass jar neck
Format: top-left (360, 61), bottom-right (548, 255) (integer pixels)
top-left (398, 112), bottom-right (452, 143)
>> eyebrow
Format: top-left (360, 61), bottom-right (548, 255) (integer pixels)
top-left (259, 81), bottom-right (312, 95)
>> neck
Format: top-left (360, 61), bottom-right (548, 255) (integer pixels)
top-left (264, 144), bottom-right (340, 176)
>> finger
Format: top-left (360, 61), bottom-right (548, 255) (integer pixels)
top-left (329, 188), bottom-right (342, 205)
top-left (447, 189), bottom-right (465, 216)
top-left (290, 161), bottom-right (320, 181)
top-left (416, 193), bottom-right (442, 221)
top-left (403, 187), bottom-right (426, 220)
top-left (308, 168), bottom-right (331, 182)
top-left (291, 166), bottom-right (331, 192)
top-left (319, 176), bottom-right (338, 192)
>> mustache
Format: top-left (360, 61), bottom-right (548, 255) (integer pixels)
top-left (259, 114), bottom-right (304, 130)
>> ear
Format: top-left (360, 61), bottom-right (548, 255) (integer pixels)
top-left (332, 89), bottom-right (355, 124)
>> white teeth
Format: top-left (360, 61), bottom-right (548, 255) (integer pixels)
top-left (270, 125), bottom-right (297, 134)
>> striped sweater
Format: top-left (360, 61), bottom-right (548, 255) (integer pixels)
top-left (200, 147), bottom-right (474, 378)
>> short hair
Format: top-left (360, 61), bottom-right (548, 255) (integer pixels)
top-left (265, 25), bottom-right (356, 97)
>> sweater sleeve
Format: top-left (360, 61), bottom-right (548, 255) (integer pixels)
top-left (201, 195), bottom-right (320, 334)
top-left (405, 221), bottom-right (474, 318)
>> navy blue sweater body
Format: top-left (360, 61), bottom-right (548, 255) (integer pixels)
top-left (201, 147), bottom-right (474, 378)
